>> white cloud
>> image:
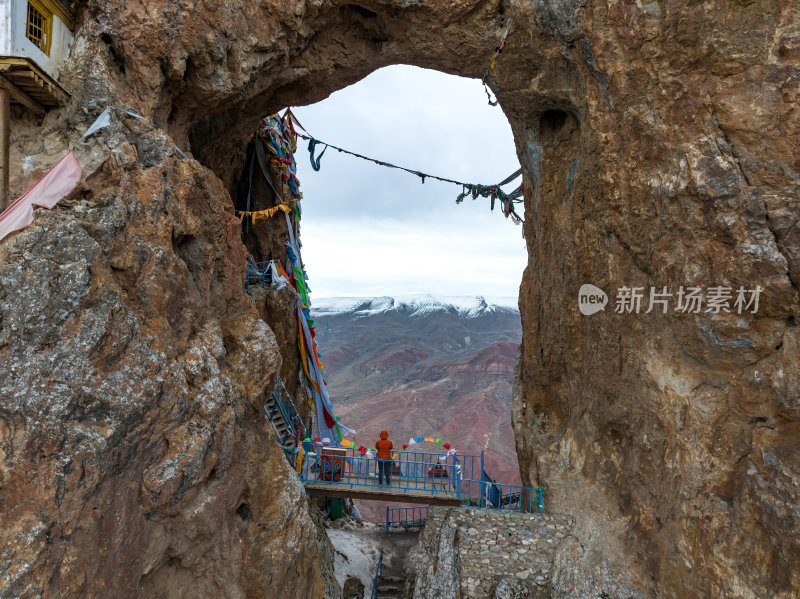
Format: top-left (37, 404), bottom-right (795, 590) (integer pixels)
top-left (301, 216), bottom-right (526, 297)
top-left (292, 65), bottom-right (526, 298)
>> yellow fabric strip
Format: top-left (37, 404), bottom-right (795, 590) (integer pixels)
top-left (237, 200), bottom-right (295, 223)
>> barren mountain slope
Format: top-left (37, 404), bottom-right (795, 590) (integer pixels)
top-left (313, 296), bottom-right (522, 521)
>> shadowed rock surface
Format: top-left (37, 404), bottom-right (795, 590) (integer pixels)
top-left (1, 0), bottom-right (798, 597)
top-left (0, 120), bottom-right (333, 597)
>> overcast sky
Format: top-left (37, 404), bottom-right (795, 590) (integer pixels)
top-left (292, 65), bottom-right (527, 299)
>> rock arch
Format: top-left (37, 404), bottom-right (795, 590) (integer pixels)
top-left (1, 1), bottom-right (798, 598)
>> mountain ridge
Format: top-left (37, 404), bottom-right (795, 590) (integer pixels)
top-left (312, 295), bottom-right (519, 319)
top-left (313, 294), bottom-right (522, 521)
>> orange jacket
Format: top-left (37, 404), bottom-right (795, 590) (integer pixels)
top-left (375, 439), bottom-right (393, 461)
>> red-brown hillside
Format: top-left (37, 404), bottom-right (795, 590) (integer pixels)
top-left (312, 296), bottom-right (522, 521)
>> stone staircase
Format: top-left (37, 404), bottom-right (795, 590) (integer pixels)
top-left (374, 572), bottom-right (405, 599)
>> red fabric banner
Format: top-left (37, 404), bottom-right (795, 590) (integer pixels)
top-left (0, 152), bottom-right (82, 243)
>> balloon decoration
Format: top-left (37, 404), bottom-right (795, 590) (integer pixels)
top-left (402, 435), bottom-right (458, 456)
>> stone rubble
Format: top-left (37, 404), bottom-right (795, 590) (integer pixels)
top-left (409, 507), bottom-right (577, 599)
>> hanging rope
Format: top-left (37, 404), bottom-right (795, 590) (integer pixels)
top-left (481, 22), bottom-right (511, 106)
top-left (297, 132), bottom-right (471, 187)
top-left (284, 110), bottom-right (525, 224)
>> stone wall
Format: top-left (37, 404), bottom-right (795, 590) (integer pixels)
top-left (408, 507), bottom-right (621, 599)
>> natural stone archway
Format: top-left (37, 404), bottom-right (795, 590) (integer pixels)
top-left (1, 1), bottom-right (798, 598)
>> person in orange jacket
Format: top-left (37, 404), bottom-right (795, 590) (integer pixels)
top-left (375, 430), bottom-right (394, 486)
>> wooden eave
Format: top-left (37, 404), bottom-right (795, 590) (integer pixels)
top-left (0, 57), bottom-right (69, 113)
top-left (43, 0), bottom-right (75, 30)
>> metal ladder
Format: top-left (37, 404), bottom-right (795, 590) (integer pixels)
top-left (263, 374), bottom-right (307, 453)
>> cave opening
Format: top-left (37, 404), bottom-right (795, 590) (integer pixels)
top-left (163, 0), bottom-right (589, 529)
top-left (228, 65), bottom-right (531, 521)
top-left (171, 0), bottom-right (586, 531)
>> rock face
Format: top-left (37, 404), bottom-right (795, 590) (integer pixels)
top-left (2, 0), bottom-right (798, 597)
top-left (0, 120), bottom-right (331, 596)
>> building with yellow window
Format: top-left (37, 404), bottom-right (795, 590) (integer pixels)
top-left (0, 0), bottom-right (75, 82)
top-left (0, 1), bottom-right (75, 207)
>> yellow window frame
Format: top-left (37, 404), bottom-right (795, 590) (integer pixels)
top-left (26, 0), bottom-right (53, 57)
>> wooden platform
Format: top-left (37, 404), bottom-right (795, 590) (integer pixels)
top-left (0, 57), bottom-right (69, 115)
top-left (304, 475), bottom-right (461, 505)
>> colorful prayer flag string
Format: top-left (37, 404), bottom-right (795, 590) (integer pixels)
top-left (284, 109), bottom-right (524, 224)
top-left (236, 200), bottom-right (296, 224)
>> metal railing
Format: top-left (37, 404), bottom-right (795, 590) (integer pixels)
top-left (299, 447), bottom-right (464, 499)
top-left (369, 548), bottom-right (384, 599)
top-left (266, 375), bottom-right (307, 446)
top-left (246, 260), bottom-right (274, 292)
top-left (386, 506), bottom-right (428, 531)
top-left (297, 447), bottom-right (544, 514)
top-left (464, 478), bottom-right (544, 514)
top-left (456, 452), bottom-right (544, 514)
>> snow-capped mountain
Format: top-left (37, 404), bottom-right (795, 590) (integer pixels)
top-left (312, 294), bottom-right (522, 522)
top-left (311, 295), bottom-right (518, 319)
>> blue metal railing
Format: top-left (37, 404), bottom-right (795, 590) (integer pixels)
top-left (297, 446), bottom-right (544, 514)
top-left (246, 260), bottom-right (274, 292)
top-left (370, 548), bottom-right (383, 599)
top-left (266, 375), bottom-right (307, 447)
top-left (458, 451), bottom-right (544, 514)
top-left (386, 506), bottom-right (428, 531)
top-left (299, 447), bottom-right (464, 499)
top-left (464, 478), bottom-right (544, 514)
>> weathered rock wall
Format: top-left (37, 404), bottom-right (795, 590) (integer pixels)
top-left (509, 3), bottom-right (800, 598)
top-left (1, 0), bottom-right (798, 597)
top-left (0, 119), bottom-right (332, 596)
